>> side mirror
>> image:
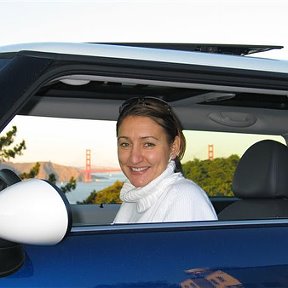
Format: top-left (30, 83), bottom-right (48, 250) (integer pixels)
top-left (0, 172), bottom-right (72, 277)
top-left (0, 178), bottom-right (72, 245)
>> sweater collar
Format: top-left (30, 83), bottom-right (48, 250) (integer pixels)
top-left (120, 161), bottom-right (179, 212)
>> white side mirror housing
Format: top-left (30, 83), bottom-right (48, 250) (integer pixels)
top-left (0, 179), bottom-right (72, 245)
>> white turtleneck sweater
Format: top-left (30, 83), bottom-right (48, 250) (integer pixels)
top-left (113, 161), bottom-right (217, 224)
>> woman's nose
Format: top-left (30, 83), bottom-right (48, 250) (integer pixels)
top-left (129, 145), bottom-right (143, 163)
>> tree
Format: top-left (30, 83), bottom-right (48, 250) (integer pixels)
top-left (182, 155), bottom-right (240, 197)
top-left (81, 180), bottom-right (123, 204)
top-left (59, 177), bottom-right (77, 193)
top-left (46, 173), bottom-right (76, 193)
top-left (20, 162), bottom-right (40, 179)
top-left (0, 126), bottom-right (26, 162)
top-left (20, 164), bottom-right (76, 193)
top-left (0, 126), bottom-right (76, 194)
top-left (48, 173), bottom-right (57, 184)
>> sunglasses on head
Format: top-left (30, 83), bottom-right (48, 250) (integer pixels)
top-left (119, 97), bottom-right (171, 115)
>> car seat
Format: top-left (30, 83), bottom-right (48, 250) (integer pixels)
top-left (218, 140), bottom-right (288, 220)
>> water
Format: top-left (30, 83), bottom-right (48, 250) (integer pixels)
top-left (61, 172), bottom-right (127, 204)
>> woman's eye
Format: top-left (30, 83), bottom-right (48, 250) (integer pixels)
top-left (119, 142), bottom-right (130, 148)
top-left (144, 142), bottom-right (155, 148)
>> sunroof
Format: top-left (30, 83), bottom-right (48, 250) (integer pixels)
top-left (36, 79), bottom-right (209, 102)
top-left (97, 43), bottom-right (284, 56)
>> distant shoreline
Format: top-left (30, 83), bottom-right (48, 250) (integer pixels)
top-left (86, 168), bottom-right (122, 173)
top-left (0, 161), bottom-right (121, 182)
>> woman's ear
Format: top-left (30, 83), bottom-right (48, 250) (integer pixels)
top-left (171, 136), bottom-right (181, 159)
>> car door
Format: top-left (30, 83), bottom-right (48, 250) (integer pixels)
top-left (2, 222), bottom-right (288, 287)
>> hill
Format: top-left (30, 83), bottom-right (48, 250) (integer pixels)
top-left (0, 161), bottom-right (85, 182)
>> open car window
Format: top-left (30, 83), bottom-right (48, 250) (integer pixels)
top-left (0, 45), bottom-right (288, 227)
top-left (0, 115), bottom-right (285, 226)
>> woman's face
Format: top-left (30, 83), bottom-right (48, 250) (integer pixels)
top-left (117, 116), bottom-right (179, 187)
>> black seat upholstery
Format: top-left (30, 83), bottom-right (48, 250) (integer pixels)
top-left (218, 140), bottom-right (288, 220)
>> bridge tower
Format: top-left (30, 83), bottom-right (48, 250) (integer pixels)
top-left (208, 144), bottom-right (214, 160)
top-left (85, 149), bottom-right (92, 182)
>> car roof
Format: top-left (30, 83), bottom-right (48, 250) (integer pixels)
top-left (100, 43), bottom-right (283, 55)
top-left (1, 42), bottom-right (288, 139)
top-left (1, 42), bottom-right (288, 74)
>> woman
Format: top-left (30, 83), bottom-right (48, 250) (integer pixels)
top-left (113, 97), bottom-right (217, 223)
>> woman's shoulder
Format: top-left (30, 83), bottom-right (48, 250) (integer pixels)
top-left (174, 174), bottom-right (203, 190)
top-left (168, 174), bottom-right (208, 199)
top-left (164, 174), bottom-right (217, 220)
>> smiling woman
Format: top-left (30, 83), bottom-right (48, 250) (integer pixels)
top-left (117, 116), bottom-right (174, 187)
top-left (113, 96), bottom-right (217, 223)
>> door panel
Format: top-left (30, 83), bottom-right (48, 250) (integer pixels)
top-left (2, 223), bottom-right (288, 287)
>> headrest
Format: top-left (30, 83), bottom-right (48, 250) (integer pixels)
top-left (233, 140), bottom-right (288, 198)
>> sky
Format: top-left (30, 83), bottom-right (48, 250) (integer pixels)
top-left (0, 0), bottom-right (288, 57)
top-left (1, 0), bottom-right (288, 167)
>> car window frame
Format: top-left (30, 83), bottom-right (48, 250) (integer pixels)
top-left (2, 47), bottom-right (288, 232)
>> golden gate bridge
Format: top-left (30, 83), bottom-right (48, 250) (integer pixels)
top-left (84, 149), bottom-right (120, 182)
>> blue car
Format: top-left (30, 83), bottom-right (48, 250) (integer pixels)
top-left (1, 43), bottom-right (288, 287)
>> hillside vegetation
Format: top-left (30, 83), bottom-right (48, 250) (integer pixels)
top-left (182, 154), bottom-right (240, 197)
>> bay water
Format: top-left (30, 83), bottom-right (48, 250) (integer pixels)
top-left (61, 172), bottom-right (126, 204)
